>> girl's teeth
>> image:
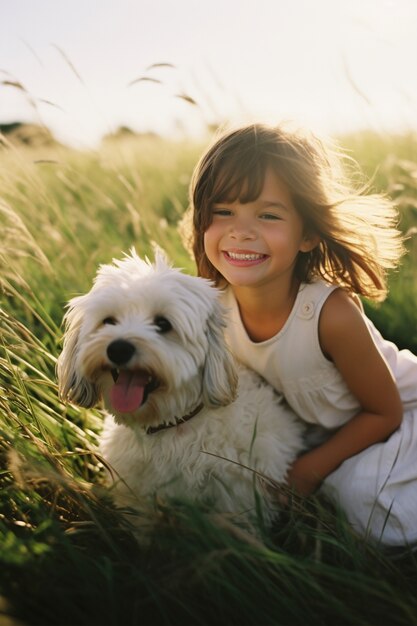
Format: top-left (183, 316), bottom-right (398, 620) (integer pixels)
top-left (228, 252), bottom-right (263, 260)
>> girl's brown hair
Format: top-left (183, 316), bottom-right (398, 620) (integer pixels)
top-left (188, 122), bottom-right (405, 301)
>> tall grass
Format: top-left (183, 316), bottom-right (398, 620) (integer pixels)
top-left (1, 129), bottom-right (417, 625)
top-left (338, 130), bottom-right (417, 349)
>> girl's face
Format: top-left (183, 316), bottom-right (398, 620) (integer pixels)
top-left (203, 167), bottom-right (317, 291)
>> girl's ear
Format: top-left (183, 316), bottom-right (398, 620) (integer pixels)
top-left (300, 232), bottom-right (320, 253)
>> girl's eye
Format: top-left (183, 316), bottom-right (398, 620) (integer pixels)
top-left (212, 208), bottom-right (232, 217)
top-left (260, 213), bottom-right (282, 221)
top-left (103, 317), bottom-right (118, 325)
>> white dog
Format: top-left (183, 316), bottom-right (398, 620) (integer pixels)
top-left (58, 250), bottom-right (304, 530)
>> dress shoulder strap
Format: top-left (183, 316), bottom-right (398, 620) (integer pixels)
top-left (295, 280), bottom-right (339, 322)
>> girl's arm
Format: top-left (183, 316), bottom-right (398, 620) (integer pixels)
top-left (286, 288), bottom-right (403, 496)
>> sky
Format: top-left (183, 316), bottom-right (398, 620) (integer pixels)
top-left (1, 0), bottom-right (416, 148)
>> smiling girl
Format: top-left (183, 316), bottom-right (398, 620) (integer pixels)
top-left (187, 122), bottom-right (417, 547)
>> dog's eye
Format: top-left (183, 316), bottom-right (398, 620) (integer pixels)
top-left (154, 315), bottom-right (172, 334)
top-left (102, 317), bottom-right (118, 326)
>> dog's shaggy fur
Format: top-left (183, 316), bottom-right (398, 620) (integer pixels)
top-left (58, 250), bottom-right (304, 528)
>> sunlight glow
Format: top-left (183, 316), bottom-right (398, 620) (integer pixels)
top-left (1, 0), bottom-right (416, 147)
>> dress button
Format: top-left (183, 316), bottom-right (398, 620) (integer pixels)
top-left (298, 301), bottom-right (315, 319)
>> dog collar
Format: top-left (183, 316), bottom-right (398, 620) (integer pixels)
top-left (145, 403), bottom-right (205, 435)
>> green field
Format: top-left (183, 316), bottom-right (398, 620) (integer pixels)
top-left (1, 129), bottom-right (417, 626)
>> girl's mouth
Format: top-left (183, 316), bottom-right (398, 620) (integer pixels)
top-left (223, 251), bottom-right (268, 266)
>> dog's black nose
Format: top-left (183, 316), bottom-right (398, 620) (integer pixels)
top-left (107, 339), bottom-right (135, 366)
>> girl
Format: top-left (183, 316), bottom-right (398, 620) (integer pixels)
top-left (188, 122), bottom-right (417, 547)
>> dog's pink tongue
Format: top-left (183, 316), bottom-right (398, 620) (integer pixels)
top-left (110, 371), bottom-right (148, 413)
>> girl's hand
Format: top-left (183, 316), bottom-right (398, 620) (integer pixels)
top-left (260, 455), bottom-right (321, 507)
top-left (285, 453), bottom-right (323, 496)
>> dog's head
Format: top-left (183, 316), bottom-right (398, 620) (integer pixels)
top-left (57, 249), bottom-right (237, 427)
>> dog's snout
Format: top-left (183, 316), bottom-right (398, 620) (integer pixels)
top-left (107, 339), bottom-right (136, 366)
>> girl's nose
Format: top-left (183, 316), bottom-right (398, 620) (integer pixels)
top-left (229, 217), bottom-right (256, 240)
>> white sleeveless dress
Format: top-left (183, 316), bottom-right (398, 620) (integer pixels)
top-left (221, 280), bottom-right (417, 547)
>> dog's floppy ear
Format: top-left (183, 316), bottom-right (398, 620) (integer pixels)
top-left (57, 299), bottom-right (99, 408)
top-left (202, 302), bottom-right (238, 407)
